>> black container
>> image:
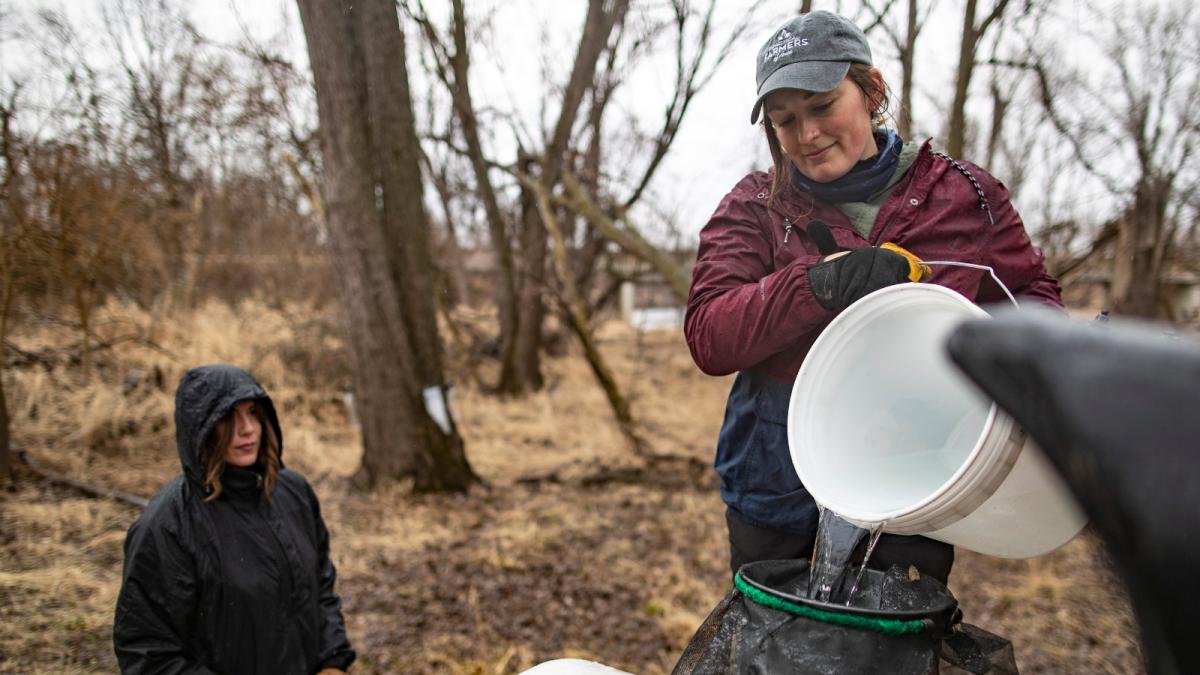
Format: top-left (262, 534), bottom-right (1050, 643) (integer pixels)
top-left (672, 559), bottom-right (961, 675)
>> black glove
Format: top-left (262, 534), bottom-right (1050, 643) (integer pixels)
top-left (805, 220), bottom-right (923, 311)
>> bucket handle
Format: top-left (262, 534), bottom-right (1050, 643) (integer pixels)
top-left (920, 261), bottom-right (1019, 309)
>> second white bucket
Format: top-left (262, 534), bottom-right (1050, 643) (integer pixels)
top-left (788, 283), bottom-right (1086, 559)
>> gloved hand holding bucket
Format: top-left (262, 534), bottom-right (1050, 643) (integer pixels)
top-left (805, 220), bottom-right (932, 310)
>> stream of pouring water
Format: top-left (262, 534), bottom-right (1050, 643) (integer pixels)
top-left (845, 523), bottom-right (885, 606)
top-left (808, 507), bottom-right (886, 605)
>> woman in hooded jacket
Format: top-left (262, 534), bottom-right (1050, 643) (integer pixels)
top-left (685, 12), bottom-right (1063, 580)
top-left (114, 364), bottom-right (356, 674)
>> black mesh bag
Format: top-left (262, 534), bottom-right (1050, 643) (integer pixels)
top-left (672, 558), bottom-right (973, 675)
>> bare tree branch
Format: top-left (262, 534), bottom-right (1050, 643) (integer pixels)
top-left (519, 171), bottom-right (647, 456)
top-left (17, 449), bottom-right (149, 508)
top-left (410, 0), bottom-right (525, 392)
top-left (560, 171), bottom-right (690, 303)
top-left (858, 0), bottom-right (902, 36)
top-left (978, 0), bottom-right (1011, 36)
top-left (990, 57), bottom-right (1125, 195)
top-left (622, 0), bottom-right (752, 210)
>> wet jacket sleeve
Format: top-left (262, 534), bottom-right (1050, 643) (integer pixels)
top-left (306, 482), bottom-right (356, 671)
top-left (113, 514), bottom-right (217, 675)
top-left (685, 186), bottom-right (836, 376)
top-left (974, 169), bottom-right (1063, 308)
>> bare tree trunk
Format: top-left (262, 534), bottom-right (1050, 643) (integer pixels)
top-left (1112, 178), bottom-right (1172, 318)
top-left (541, 0), bottom-right (631, 191)
top-left (898, 0), bottom-right (918, 139)
top-left (0, 96), bottom-right (19, 484)
top-left (510, 0), bottom-right (631, 390)
top-left (985, 76), bottom-right (1009, 169)
top-left (0, 276), bottom-right (10, 485)
top-left (0, 288), bottom-right (9, 485)
top-left (947, 0), bottom-right (979, 158)
top-left (426, 158), bottom-right (472, 307)
top-left (947, 0), bottom-right (1010, 158)
top-left (514, 151), bottom-right (547, 390)
top-left (297, 0), bottom-right (477, 492)
top-left (444, 0), bottom-right (522, 392)
top-left (858, 0), bottom-right (925, 141)
top-left (52, 189), bottom-right (96, 373)
top-left (71, 280), bottom-right (93, 374)
top-left (0, 369), bottom-right (9, 485)
top-left (569, 78), bottom-right (611, 297)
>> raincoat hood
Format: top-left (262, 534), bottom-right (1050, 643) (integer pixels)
top-left (173, 364), bottom-right (283, 487)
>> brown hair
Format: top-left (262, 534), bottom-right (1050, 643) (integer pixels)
top-left (762, 63), bottom-right (893, 206)
top-left (201, 400), bottom-right (280, 501)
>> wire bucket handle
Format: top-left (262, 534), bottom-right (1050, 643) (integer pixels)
top-left (921, 261), bottom-right (1018, 309)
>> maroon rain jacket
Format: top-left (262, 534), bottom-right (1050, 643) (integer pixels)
top-left (685, 141), bottom-right (1062, 533)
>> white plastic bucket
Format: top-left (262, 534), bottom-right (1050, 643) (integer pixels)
top-left (519, 659), bottom-right (633, 675)
top-left (788, 283), bottom-right (1086, 558)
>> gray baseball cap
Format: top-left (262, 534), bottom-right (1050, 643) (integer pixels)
top-left (750, 11), bottom-right (873, 124)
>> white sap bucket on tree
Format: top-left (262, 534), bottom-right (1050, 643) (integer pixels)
top-left (788, 283), bottom-right (1086, 558)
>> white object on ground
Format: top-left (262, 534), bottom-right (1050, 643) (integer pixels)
top-left (519, 659), bottom-right (635, 674)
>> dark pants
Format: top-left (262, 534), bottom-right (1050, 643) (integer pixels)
top-left (726, 507), bottom-right (955, 584)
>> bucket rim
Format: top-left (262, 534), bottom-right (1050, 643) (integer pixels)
top-left (734, 559), bottom-right (960, 633)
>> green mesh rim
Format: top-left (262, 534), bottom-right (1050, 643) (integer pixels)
top-left (733, 571), bottom-right (928, 636)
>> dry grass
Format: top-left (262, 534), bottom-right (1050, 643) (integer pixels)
top-left (1, 299), bottom-right (1144, 673)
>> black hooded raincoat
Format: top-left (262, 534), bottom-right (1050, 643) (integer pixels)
top-left (114, 365), bottom-right (355, 674)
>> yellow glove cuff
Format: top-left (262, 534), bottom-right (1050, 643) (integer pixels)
top-left (881, 242), bottom-right (931, 282)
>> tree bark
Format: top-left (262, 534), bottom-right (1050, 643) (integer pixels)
top-left (0, 372), bottom-right (9, 485)
top-left (985, 77), bottom-right (1009, 170)
top-left (947, 0), bottom-right (1010, 158)
top-left (1111, 177), bottom-right (1172, 317)
top-left (511, 0), bottom-right (631, 391)
top-left (858, 0), bottom-right (924, 141)
top-left (296, 0), bottom-right (477, 492)
top-left (425, 156), bottom-right (472, 308)
top-left (541, 0), bottom-right (629, 190)
top-left (513, 151), bottom-right (547, 390)
top-left (947, 0), bottom-right (979, 158)
top-left (570, 82), bottom-right (610, 296)
top-left (898, 0), bottom-right (919, 139)
top-left (444, 0), bottom-right (523, 392)
top-left (1, 97), bottom-right (20, 484)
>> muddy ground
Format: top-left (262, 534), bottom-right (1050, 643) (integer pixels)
top-left (1, 300), bottom-right (1145, 673)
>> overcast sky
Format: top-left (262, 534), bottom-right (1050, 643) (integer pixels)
top-left (3, 0), bottom-right (1120, 243)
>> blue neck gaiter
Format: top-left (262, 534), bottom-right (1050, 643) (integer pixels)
top-left (791, 129), bottom-right (903, 203)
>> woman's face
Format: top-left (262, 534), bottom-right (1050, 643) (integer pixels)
top-left (764, 74), bottom-right (880, 183)
top-left (222, 400), bottom-right (262, 468)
